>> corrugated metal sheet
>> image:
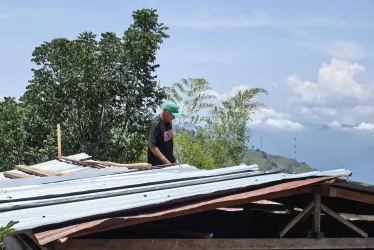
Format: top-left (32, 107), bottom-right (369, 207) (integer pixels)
top-left (34, 176), bottom-right (341, 245)
top-left (0, 167), bottom-right (351, 232)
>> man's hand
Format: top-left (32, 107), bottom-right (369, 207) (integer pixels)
top-left (149, 145), bottom-right (170, 164)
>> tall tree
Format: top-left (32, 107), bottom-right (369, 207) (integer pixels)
top-left (166, 78), bottom-right (268, 169)
top-left (0, 97), bottom-right (28, 170)
top-left (21, 8), bottom-right (169, 163)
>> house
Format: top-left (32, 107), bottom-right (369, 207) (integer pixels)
top-left (1, 154), bottom-right (373, 249)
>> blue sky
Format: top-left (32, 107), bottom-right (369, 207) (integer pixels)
top-left (1, 0), bottom-right (374, 183)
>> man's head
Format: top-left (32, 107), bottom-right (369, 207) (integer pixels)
top-left (161, 101), bottom-right (181, 122)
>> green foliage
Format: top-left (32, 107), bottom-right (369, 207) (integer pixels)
top-left (166, 78), bottom-right (268, 169)
top-left (0, 8), bottom-right (170, 169)
top-left (174, 129), bottom-right (215, 169)
top-left (0, 221), bottom-right (18, 243)
top-left (165, 78), bottom-right (216, 129)
top-left (0, 98), bottom-right (28, 170)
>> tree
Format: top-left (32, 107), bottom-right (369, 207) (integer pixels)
top-left (0, 98), bottom-right (28, 170)
top-left (165, 78), bottom-right (216, 130)
top-left (20, 8), bottom-right (169, 164)
top-left (166, 78), bottom-right (268, 169)
top-left (206, 88), bottom-right (268, 166)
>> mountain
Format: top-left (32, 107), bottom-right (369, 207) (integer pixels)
top-left (242, 149), bottom-right (315, 174)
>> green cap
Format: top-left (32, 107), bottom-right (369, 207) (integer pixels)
top-left (162, 101), bottom-right (181, 118)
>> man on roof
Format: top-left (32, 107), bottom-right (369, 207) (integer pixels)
top-left (147, 101), bottom-right (181, 166)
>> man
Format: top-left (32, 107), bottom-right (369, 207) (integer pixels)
top-left (147, 101), bottom-right (181, 166)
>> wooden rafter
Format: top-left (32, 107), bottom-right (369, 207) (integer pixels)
top-left (279, 201), bottom-right (314, 238)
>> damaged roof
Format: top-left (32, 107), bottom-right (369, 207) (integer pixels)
top-left (0, 155), bottom-right (351, 232)
top-left (3, 153), bottom-right (371, 246)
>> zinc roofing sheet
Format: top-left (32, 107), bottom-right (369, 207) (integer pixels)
top-left (0, 166), bottom-right (351, 232)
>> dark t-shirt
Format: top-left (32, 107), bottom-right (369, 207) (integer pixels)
top-left (147, 115), bottom-right (175, 166)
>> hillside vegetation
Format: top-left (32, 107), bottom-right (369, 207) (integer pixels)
top-left (242, 149), bottom-right (315, 174)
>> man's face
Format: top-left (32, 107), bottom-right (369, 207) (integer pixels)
top-left (165, 111), bottom-right (175, 122)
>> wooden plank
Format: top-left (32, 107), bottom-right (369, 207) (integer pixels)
top-left (15, 165), bottom-right (71, 177)
top-left (52, 238), bottom-right (374, 250)
top-left (279, 201), bottom-right (314, 238)
top-left (59, 157), bottom-right (152, 169)
top-left (321, 203), bottom-right (368, 238)
top-left (3, 171), bottom-right (34, 179)
top-left (57, 124), bottom-right (62, 158)
top-left (58, 157), bottom-right (104, 168)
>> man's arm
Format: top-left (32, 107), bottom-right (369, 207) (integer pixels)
top-left (149, 144), bottom-right (171, 165)
top-left (148, 122), bottom-right (171, 165)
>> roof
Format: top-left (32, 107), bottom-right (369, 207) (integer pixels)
top-left (34, 175), bottom-right (342, 245)
top-left (1, 153), bottom-right (367, 246)
top-left (0, 160), bottom-right (350, 231)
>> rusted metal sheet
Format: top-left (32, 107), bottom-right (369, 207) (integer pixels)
top-left (34, 175), bottom-right (340, 246)
top-left (51, 238), bottom-right (374, 250)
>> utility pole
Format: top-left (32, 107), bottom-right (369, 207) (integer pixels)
top-left (260, 136), bottom-right (263, 151)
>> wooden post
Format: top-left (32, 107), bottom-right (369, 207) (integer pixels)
top-left (308, 194), bottom-right (323, 238)
top-left (57, 124), bottom-right (62, 157)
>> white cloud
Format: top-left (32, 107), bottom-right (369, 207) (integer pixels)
top-left (328, 121), bottom-right (342, 128)
top-left (265, 118), bottom-right (305, 130)
top-left (205, 85), bottom-right (253, 101)
top-left (287, 58), bottom-right (371, 105)
top-left (247, 108), bottom-right (304, 130)
top-left (248, 107), bottom-right (287, 124)
top-left (169, 11), bottom-right (352, 30)
top-left (354, 122), bottom-right (374, 132)
top-left (326, 41), bottom-right (366, 61)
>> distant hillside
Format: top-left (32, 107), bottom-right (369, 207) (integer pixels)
top-left (242, 149), bottom-right (315, 174)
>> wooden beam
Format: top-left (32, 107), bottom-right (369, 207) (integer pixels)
top-left (58, 157), bottom-right (104, 168)
top-left (3, 171), bottom-right (34, 179)
top-left (340, 213), bottom-right (374, 221)
top-left (313, 194), bottom-right (322, 236)
top-left (321, 203), bottom-right (368, 238)
top-left (60, 157), bottom-right (152, 169)
top-left (280, 201), bottom-right (314, 238)
top-left (15, 165), bottom-right (71, 177)
top-left (84, 160), bottom-right (152, 169)
top-left (51, 238), bottom-right (374, 250)
top-left (316, 186), bottom-right (374, 205)
top-left (57, 123), bottom-right (62, 158)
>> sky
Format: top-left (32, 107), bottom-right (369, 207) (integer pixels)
top-left (0, 0), bottom-right (374, 183)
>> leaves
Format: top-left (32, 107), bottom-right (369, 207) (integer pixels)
top-left (167, 78), bottom-right (268, 169)
top-left (0, 220), bottom-right (18, 241)
top-left (0, 8), bottom-right (169, 170)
